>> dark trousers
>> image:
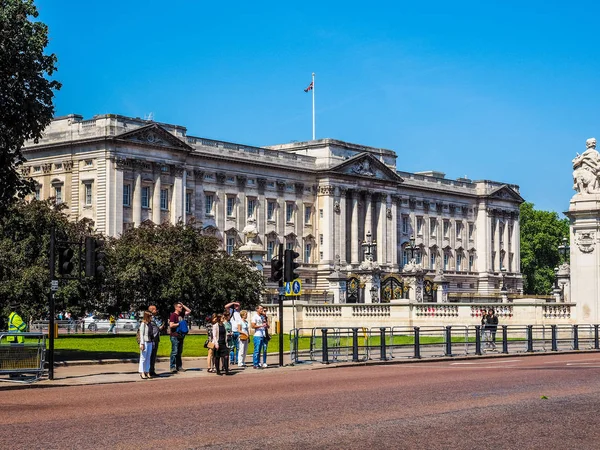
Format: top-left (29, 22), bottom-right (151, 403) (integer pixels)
top-left (150, 337), bottom-right (160, 373)
top-left (214, 344), bottom-right (229, 374)
top-left (170, 336), bottom-right (184, 370)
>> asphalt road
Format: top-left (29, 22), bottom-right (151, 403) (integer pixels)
top-left (2, 353), bottom-right (600, 449)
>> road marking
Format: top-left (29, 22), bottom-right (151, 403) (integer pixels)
top-left (566, 362), bottom-right (600, 366)
top-left (451, 360), bottom-right (520, 365)
top-left (544, 359), bottom-right (600, 364)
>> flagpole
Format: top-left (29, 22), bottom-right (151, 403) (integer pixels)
top-left (312, 72), bottom-right (315, 140)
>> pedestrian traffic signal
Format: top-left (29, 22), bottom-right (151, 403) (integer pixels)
top-left (58, 246), bottom-right (75, 275)
top-left (270, 257), bottom-right (284, 283)
top-left (284, 249), bottom-right (300, 282)
top-left (85, 237), bottom-right (106, 277)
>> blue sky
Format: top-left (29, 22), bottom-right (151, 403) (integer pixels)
top-left (36, 1), bottom-right (600, 214)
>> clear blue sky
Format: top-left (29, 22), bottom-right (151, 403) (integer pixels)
top-left (37, 0), bottom-right (600, 215)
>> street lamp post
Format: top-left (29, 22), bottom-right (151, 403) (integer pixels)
top-left (558, 237), bottom-right (570, 263)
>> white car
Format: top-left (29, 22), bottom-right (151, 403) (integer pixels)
top-left (83, 315), bottom-right (139, 332)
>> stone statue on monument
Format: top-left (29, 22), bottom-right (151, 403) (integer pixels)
top-left (572, 137), bottom-right (600, 195)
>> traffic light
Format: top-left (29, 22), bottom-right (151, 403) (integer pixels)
top-left (270, 257), bottom-right (284, 283)
top-left (85, 237), bottom-right (106, 277)
top-left (284, 249), bottom-right (300, 282)
top-left (58, 246), bottom-right (75, 275)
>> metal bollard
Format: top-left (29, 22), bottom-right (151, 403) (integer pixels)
top-left (321, 328), bottom-right (329, 364)
top-left (551, 325), bottom-right (558, 352)
top-left (445, 326), bottom-right (452, 357)
top-left (527, 325), bottom-right (533, 352)
top-left (380, 328), bottom-right (387, 361)
top-left (414, 327), bottom-right (421, 359)
top-left (502, 325), bottom-right (508, 354)
top-left (573, 325), bottom-right (579, 351)
top-left (475, 325), bottom-right (482, 355)
top-left (595, 325), bottom-right (599, 350)
top-left (352, 328), bottom-right (359, 362)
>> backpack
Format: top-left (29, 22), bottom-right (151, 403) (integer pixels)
top-left (136, 328), bottom-right (141, 344)
top-left (176, 319), bottom-right (189, 335)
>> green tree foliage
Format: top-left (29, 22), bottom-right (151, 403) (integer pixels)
top-left (0, 199), bottom-right (93, 326)
top-left (104, 222), bottom-right (264, 321)
top-left (520, 202), bottom-right (569, 295)
top-left (0, 0), bottom-right (61, 212)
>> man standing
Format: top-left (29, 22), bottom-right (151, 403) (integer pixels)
top-left (225, 301), bottom-right (241, 365)
top-left (7, 301), bottom-right (26, 343)
top-left (148, 305), bottom-right (164, 377)
top-left (251, 305), bottom-right (267, 369)
top-left (169, 302), bottom-right (191, 373)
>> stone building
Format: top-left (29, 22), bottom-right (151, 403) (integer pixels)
top-left (22, 113), bottom-right (524, 301)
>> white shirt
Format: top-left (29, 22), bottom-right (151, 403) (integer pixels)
top-left (230, 310), bottom-right (242, 331)
top-left (251, 313), bottom-right (265, 337)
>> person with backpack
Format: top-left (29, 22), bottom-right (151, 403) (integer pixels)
top-left (169, 302), bottom-right (191, 374)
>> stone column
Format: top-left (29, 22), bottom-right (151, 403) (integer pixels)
top-left (193, 169), bottom-right (204, 224)
top-left (295, 183), bottom-right (305, 258)
top-left (513, 212), bottom-right (521, 273)
top-left (132, 164), bottom-right (142, 227)
top-left (277, 181), bottom-right (286, 246)
top-left (318, 185), bottom-right (334, 264)
top-left (376, 193), bottom-right (386, 264)
top-left (390, 195), bottom-right (399, 269)
top-left (338, 187), bottom-right (348, 266)
top-left (171, 166), bottom-right (183, 224)
top-left (113, 158), bottom-right (126, 236)
top-left (152, 166), bottom-right (162, 224)
top-left (364, 191), bottom-right (373, 238)
top-left (351, 190), bottom-right (360, 265)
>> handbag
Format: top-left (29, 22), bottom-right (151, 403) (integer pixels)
top-left (203, 339), bottom-right (209, 348)
top-left (207, 341), bottom-right (215, 349)
top-left (239, 332), bottom-right (249, 341)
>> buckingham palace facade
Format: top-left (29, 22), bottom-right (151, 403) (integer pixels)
top-left (22, 113), bottom-right (524, 301)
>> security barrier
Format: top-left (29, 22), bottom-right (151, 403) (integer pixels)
top-left (294, 324), bottom-right (600, 365)
top-left (0, 332), bottom-right (46, 383)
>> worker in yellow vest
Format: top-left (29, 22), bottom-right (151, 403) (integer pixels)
top-left (7, 302), bottom-right (26, 344)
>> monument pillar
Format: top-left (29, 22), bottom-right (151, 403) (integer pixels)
top-left (566, 137), bottom-right (600, 322)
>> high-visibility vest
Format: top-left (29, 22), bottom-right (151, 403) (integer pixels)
top-left (8, 312), bottom-right (26, 343)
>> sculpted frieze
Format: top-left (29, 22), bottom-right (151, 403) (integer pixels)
top-left (318, 185), bottom-right (335, 196)
top-left (42, 163), bottom-right (52, 174)
top-left (295, 182), bottom-right (304, 196)
top-left (216, 172), bottom-right (227, 184)
top-left (276, 180), bottom-right (286, 193)
top-left (351, 159), bottom-right (375, 177)
top-left (575, 231), bottom-right (595, 253)
top-left (63, 161), bottom-right (73, 172)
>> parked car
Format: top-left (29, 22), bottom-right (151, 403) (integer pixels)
top-left (83, 315), bottom-right (139, 332)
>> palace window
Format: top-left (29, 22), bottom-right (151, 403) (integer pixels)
top-left (267, 201), bottom-right (276, 221)
top-left (286, 202), bottom-right (294, 223)
top-left (55, 186), bottom-right (62, 204)
top-left (443, 220), bottom-right (450, 238)
top-left (456, 253), bottom-right (462, 271)
top-left (319, 234), bottom-right (324, 246)
top-left (286, 240), bottom-right (294, 251)
top-left (226, 237), bottom-right (235, 255)
top-left (430, 251), bottom-right (436, 270)
top-left (84, 183), bottom-right (93, 206)
top-left (141, 186), bottom-right (150, 208)
top-left (468, 254), bottom-right (475, 271)
top-left (266, 241), bottom-right (275, 261)
top-left (304, 205), bottom-right (312, 224)
top-left (305, 243), bottom-right (312, 263)
top-left (456, 222), bottom-right (462, 239)
top-left (185, 191), bottom-right (192, 214)
top-left (35, 185), bottom-right (41, 200)
top-left (205, 194), bottom-right (214, 215)
top-left (416, 217), bottom-right (423, 235)
top-left (226, 197), bottom-right (235, 217)
top-left (402, 216), bottom-right (409, 234)
top-left (247, 198), bottom-right (256, 219)
top-left (430, 218), bottom-right (437, 236)
top-left (123, 184), bottom-right (131, 207)
top-left (468, 223), bottom-right (474, 240)
top-left (160, 189), bottom-right (168, 210)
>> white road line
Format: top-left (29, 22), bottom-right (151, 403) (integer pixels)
top-left (566, 362), bottom-right (600, 366)
top-left (451, 360), bottom-right (520, 365)
top-left (544, 359), bottom-right (600, 364)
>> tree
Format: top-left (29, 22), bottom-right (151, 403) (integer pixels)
top-left (0, 199), bottom-right (94, 327)
top-left (104, 222), bottom-right (264, 322)
top-left (520, 202), bottom-right (570, 295)
top-left (0, 0), bottom-right (61, 213)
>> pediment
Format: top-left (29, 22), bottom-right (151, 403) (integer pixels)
top-left (322, 153), bottom-right (403, 184)
top-left (487, 185), bottom-right (524, 203)
top-left (115, 124), bottom-right (193, 152)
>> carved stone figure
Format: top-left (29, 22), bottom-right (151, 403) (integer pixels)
top-left (573, 138), bottom-right (600, 194)
top-left (352, 159), bottom-right (375, 177)
top-left (575, 231), bottom-right (595, 253)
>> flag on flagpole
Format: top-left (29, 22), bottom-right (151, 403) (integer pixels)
top-left (304, 81), bottom-right (314, 92)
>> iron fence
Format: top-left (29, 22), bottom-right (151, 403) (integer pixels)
top-left (0, 332), bottom-right (46, 383)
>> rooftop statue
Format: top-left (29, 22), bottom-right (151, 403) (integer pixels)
top-left (573, 138), bottom-right (600, 195)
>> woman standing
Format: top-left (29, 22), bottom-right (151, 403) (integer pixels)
top-left (237, 310), bottom-right (250, 367)
top-left (206, 314), bottom-right (217, 373)
top-left (212, 314), bottom-right (230, 375)
top-left (138, 311), bottom-right (153, 379)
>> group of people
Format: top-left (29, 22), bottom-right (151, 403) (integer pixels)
top-left (136, 301), bottom-right (272, 379)
top-left (481, 308), bottom-right (499, 350)
top-left (205, 303), bottom-right (271, 375)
